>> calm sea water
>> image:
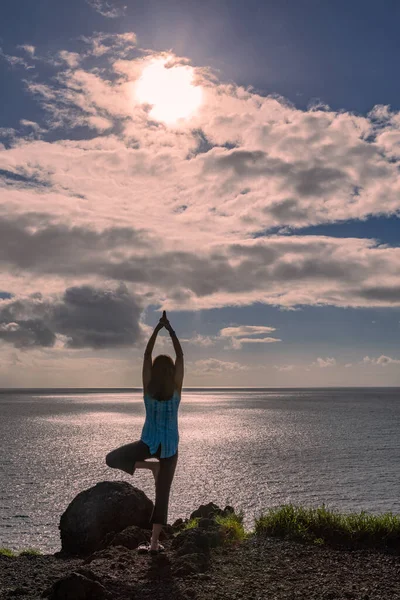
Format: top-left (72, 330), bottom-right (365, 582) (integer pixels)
top-left (0, 387), bottom-right (399, 553)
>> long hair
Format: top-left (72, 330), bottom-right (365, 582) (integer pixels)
top-left (147, 354), bottom-right (176, 401)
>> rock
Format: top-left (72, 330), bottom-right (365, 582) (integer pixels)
top-left (82, 545), bottom-right (133, 565)
top-left (171, 553), bottom-right (210, 577)
top-left (47, 572), bottom-right (110, 600)
top-left (189, 502), bottom-right (235, 520)
top-left (171, 518), bottom-right (189, 534)
top-left (198, 517), bottom-right (214, 530)
top-left (59, 481), bottom-right (153, 555)
top-left (172, 517), bottom-right (184, 529)
top-left (109, 525), bottom-right (150, 550)
top-left (9, 586), bottom-right (30, 596)
top-left (204, 525), bottom-right (225, 548)
top-left (160, 523), bottom-right (175, 539)
top-left (171, 528), bottom-right (211, 556)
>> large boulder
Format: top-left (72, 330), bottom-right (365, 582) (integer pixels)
top-left (59, 481), bottom-right (153, 555)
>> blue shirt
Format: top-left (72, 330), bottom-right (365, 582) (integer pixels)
top-left (140, 389), bottom-right (181, 458)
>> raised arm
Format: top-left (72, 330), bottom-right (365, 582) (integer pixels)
top-left (164, 321), bottom-right (184, 393)
top-left (142, 322), bottom-right (163, 391)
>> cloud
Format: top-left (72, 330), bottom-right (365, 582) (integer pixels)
top-left (2, 211), bottom-right (400, 310)
top-left (2, 35), bottom-right (400, 314)
top-left (0, 213), bottom-right (151, 275)
top-left (86, 0), bottom-right (127, 18)
top-left (18, 45), bottom-right (36, 57)
top-left (181, 327), bottom-right (280, 349)
top-left (273, 364), bottom-right (294, 371)
top-left (181, 333), bottom-right (216, 347)
top-left (220, 325), bottom-right (277, 337)
top-left (0, 319), bottom-right (55, 348)
top-left (190, 358), bottom-right (250, 375)
top-left (219, 324), bottom-right (281, 349)
top-left (79, 32), bottom-right (137, 58)
top-left (362, 355), bottom-right (400, 366)
top-left (58, 51), bottom-right (81, 68)
top-left (0, 48), bottom-right (34, 70)
top-left (0, 284), bottom-right (143, 349)
top-left (312, 357), bottom-right (337, 368)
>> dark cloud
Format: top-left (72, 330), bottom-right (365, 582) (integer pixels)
top-left (264, 198), bottom-right (310, 224)
top-left (0, 213), bottom-right (150, 272)
top-left (205, 149), bottom-right (349, 201)
top-left (356, 286), bottom-right (400, 302)
top-left (292, 165), bottom-right (346, 197)
top-left (205, 150), bottom-right (291, 179)
top-left (1, 215), bottom-right (399, 309)
top-left (53, 284), bottom-right (142, 348)
top-left (0, 319), bottom-right (55, 348)
top-left (0, 284), bottom-right (143, 349)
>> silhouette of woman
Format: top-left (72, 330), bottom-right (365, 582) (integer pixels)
top-left (105, 310), bottom-right (184, 554)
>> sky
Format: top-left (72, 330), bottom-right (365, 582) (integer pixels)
top-left (1, 0), bottom-right (400, 387)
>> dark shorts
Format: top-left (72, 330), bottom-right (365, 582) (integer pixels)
top-left (105, 439), bottom-right (178, 526)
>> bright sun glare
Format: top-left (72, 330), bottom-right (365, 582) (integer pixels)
top-left (135, 58), bottom-right (203, 124)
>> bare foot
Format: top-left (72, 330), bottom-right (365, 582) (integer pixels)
top-left (150, 541), bottom-right (164, 552)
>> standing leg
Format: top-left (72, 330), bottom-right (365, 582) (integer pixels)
top-left (150, 449), bottom-right (178, 550)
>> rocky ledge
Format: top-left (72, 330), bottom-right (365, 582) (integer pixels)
top-left (1, 481), bottom-right (399, 600)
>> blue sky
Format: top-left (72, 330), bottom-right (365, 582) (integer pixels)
top-left (1, 0), bottom-right (400, 386)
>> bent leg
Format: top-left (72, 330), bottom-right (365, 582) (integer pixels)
top-left (105, 440), bottom-right (151, 475)
top-left (150, 449), bottom-right (178, 526)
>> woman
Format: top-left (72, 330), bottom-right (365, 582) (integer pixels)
top-left (105, 310), bottom-right (184, 554)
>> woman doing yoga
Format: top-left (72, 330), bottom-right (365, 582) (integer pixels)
top-left (105, 310), bottom-right (184, 554)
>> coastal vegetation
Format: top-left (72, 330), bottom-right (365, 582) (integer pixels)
top-left (214, 510), bottom-right (248, 545)
top-left (181, 509), bottom-right (248, 547)
top-left (254, 503), bottom-right (400, 552)
top-left (3, 504), bottom-right (400, 556)
top-left (0, 548), bottom-right (41, 557)
top-left (179, 503), bottom-right (400, 553)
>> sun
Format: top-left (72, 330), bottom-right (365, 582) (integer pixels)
top-left (135, 58), bottom-right (203, 125)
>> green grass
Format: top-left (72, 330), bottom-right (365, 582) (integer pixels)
top-left (0, 547), bottom-right (42, 557)
top-left (0, 548), bottom-right (15, 557)
top-left (182, 516), bottom-right (201, 530)
top-left (181, 511), bottom-right (250, 547)
top-left (214, 510), bottom-right (250, 547)
top-left (18, 548), bottom-right (42, 556)
top-left (254, 503), bottom-right (400, 552)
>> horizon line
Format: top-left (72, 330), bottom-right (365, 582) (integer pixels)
top-left (1, 386), bottom-right (400, 391)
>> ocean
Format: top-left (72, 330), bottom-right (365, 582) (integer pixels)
top-left (0, 387), bottom-right (399, 553)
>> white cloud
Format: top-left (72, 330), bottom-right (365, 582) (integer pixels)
top-left (58, 51), bottom-right (81, 68)
top-left (86, 0), bottom-right (127, 18)
top-left (18, 45), bottom-right (36, 57)
top-left (2, 36), bottom-right (400, 317)
top-left (181, 333), bottom-right (216, 347)
top-left (0, 48), bottom-right (34, 70)
top-left (220, 325), bottom-right (277, 337)
top-left (190, 358), bottom-right (250, 375)
top-left (219, 325), bottom-right (281, 349)
top-left (273, 364), bottom-right (294, 371)
top-left (362, 355), bottom-right (400, 366)
top-left (312, 357), bottom-right (337, 368)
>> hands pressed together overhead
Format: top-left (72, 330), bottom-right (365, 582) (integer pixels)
top-left (157, 310), bottom-right (172, 332)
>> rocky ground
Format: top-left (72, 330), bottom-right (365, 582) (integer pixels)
top-left (1, 534), bottom-right (399, 600)
top-left (2, 484), bottom-right (399, 600)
